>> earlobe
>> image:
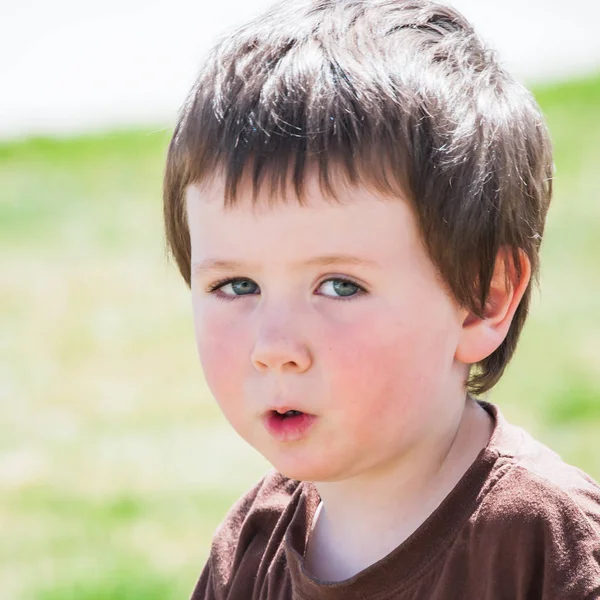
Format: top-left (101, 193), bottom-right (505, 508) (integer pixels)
top-left (455, 248), bottom-right (531, 365)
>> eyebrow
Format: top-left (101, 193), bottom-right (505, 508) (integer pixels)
top-left (191, 254), bottom-right (376, 276)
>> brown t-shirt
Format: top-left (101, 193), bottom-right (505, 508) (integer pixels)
top-left (190, 401), bottom-right (600, 599)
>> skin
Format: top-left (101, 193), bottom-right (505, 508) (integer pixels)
top-left (186, 169), bottom-right (530, 581)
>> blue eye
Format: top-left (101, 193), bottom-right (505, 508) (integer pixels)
top-left (209, 278), bottom-right (259, 297)
top-left (318, 278), bottom-right (363, 298)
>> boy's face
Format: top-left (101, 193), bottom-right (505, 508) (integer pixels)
top-left (186, 172), bottom-right (469, 483)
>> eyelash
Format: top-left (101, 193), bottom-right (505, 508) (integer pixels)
top-left (206, 276), bottom-right (366, 302)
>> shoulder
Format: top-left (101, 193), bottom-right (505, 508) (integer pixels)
top-left (472, 426), bottom-right (600, 598)
top-left (482, 420), bottom-right (600, 534)
top-left (206, 470), bottom-right (303, 595)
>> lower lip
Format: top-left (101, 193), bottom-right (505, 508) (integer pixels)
top-left (263, 412), bottom-right (317, 442)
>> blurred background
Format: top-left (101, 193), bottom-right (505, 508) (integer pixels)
top-left (1, 0), bottom-right (599, 598)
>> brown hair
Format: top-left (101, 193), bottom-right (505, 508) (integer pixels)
top-left (163, 0), bottom-right (554, 395)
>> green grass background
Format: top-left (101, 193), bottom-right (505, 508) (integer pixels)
top-left (2, 73), bottom-right (599, 599)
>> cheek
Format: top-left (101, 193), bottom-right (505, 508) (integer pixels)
top-left (323, 300), bottom-right (457, 421)
top-left (192, 302), bottom-right (250, 407)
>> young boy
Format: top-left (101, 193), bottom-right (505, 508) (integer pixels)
top-left (163, 0), bottom-right (600, 597)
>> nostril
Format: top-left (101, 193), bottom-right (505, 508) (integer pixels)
top-left (251, 343), bottom-right (312, 374)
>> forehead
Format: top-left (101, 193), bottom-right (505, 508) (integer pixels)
top-left (185, 172), bottom-right (424, 269)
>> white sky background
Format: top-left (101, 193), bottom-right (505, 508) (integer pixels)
top-left (2, 0), bottom-right (600, 141)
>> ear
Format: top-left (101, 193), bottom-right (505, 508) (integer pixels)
top-left (455, 248), bottom-right (531, 365)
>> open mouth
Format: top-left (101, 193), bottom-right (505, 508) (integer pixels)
top-left (263, 408), bottom-right (317, 442)
top-left (272, 409), bottom-right (304, 419)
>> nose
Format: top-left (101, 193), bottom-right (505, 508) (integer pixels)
top-left (251, 317), bottom-right (312, 374)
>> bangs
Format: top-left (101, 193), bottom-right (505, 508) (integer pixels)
top-left (169, 35), bottom-right (415, 208)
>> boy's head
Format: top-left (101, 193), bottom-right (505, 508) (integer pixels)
top-left (163, 0), bottom-right (553, 479)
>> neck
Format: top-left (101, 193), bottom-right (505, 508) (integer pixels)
top-left (304, 394), bottom-right (493, 582)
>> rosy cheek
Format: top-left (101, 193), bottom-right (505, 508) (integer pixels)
top-left (193, 305), bottom-right (248, 404)
top-left (322, 309), bottom-right (427, 413)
